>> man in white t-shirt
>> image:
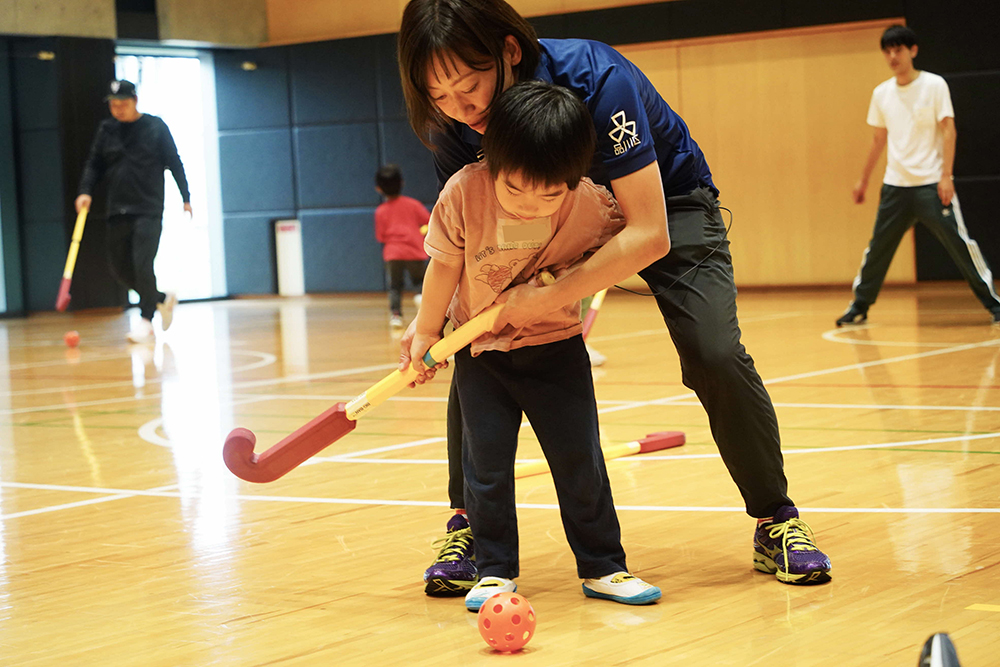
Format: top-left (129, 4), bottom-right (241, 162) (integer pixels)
top-left (837, 25), bottom-right (1000, 326)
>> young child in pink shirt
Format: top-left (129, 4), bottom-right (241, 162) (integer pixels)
top-left (409, 81), bottom-right (661, 611)
top-left (374, 165), bottom-right (430, 327)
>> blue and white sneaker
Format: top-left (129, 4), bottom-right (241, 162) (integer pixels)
top-left (582, 572), bottom-right (661, 605)
top-left (465, 576), bottom-right (516, 612)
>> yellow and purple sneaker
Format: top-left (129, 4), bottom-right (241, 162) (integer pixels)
top-left (753, 505), bottom-right (831, 584)
top-left (423, 514), bottom-right (477, 596)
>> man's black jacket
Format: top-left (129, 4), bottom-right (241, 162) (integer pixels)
top-left (79, 113), bottom-right (190, 217)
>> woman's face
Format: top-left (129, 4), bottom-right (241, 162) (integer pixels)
top-left (425, 36), bottom-right (522, 134)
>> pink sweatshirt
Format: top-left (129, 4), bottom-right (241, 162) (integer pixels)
top-left (425, 162), bottom-right (625, 355)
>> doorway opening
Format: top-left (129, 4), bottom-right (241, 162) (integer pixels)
top-left (114, 50), bottom-right (226, 302)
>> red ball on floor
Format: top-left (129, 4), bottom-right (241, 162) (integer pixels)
top-left (64, 330), bottom-right (80, 348)
top-left (477, 592), bottom-right (536, 652)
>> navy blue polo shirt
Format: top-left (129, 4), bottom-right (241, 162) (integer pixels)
top-left (430, 38), bottom-right (717, 199)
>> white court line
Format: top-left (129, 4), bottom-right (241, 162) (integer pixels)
top-left (304, 431), bottom-right (1000, 466)
top-left (229, 363), bottom-right (399, 390)
top-left (4, 393), bottom-right (165, 416)
top-left (637, 431), bottom-right (1000, 460)
top-left (0, 362), bottom-right (400, 416)
top-left (310, 457), bottom-right (447, 465)
top-left (2, 352), bottom-right (130, 372)
top-left (0, 349), bottom-right (278, 398)
top-left (137, 395), bottom-right (278, 448)
top-left (821, 325), bottom-right (965, 348)
top-left (19, 332), bottom-right (999, 417)
top-left (0, 483), bottom-right (179, 520)
top-left (228, 393), bottom-right (450, 404)
top-left (1, 481), bottom-right (996, 516)
top-left (232, 393), bottom-right (634, 406)
top-left (677, 401), bottom-right (1000, 413)
top-left (136, 338), bottom-right (1000, 454)
top-left (596, 336), bottom-right (1000, 418)
top-left (589, 312), bottom-right (803, 344)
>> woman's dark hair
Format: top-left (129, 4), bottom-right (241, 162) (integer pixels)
top-left (880, 25), bottom-right (918, 50)
top-left (375, 164), bottom-right (403, 196)
top-left (482, 81), bottom-right (595, 191)
top-left (398, 0), bottom-right (541, 148)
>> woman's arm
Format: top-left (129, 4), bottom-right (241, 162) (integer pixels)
top-left (493, 161), bottom-right (670, 331)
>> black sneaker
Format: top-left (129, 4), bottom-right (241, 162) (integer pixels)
top-left (991, 310), bottom-right (1000, 327)
top-left (835, 304), bottom-right (868, 327)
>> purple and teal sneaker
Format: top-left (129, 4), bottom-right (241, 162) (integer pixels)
top-left (753, 506), bottom-right (831, 585)
top-left (423, 514), bottom-right (477, 596)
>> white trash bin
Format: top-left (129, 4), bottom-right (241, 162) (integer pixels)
top-left (274, 219), bottom-right (305, 297)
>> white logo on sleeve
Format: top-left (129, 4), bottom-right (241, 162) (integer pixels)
top-left (608, 110), bottom-right (641, 156)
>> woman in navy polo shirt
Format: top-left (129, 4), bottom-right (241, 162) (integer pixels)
top-left (398, 0), bottom-right (832, 594)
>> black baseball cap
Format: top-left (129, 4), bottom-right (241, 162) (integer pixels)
top-left (105, 79), bottom-right (138, 100)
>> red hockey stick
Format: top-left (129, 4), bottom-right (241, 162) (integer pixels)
top-left (223, 304), bottom-right (503, 483)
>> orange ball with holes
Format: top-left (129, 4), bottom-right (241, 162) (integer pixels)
top-left (477, 592), bottom-right (536, 652)
top-left (64, 330), bottom-right (80, 348)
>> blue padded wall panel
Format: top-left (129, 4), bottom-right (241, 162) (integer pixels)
top-left (215, 47), bottom-right (290, 131)
top-left (948, 72), bottom-right (1000, 179)
top-left (10, 39), bottom-right (59, 132)
top-left (289, 38), bottom-right (378, 125)
top-left (294, 124), bottom-right (381, 209)
top-left (17, 130), bottom-right (64, 223)
top-left (0, 38), bottom-right (24, 313)
top-left (375, 33), bottom-right (407, 121)
top-left (219, 130), bottom-right (295, 213)
top-left (300, 209), bottom-right (384, 292)
top-left (380, 119), bottom-right (438, 205)
top-left (223, 213), bottom-right (291, 295)
top-left (22, 220), bottom-right (65, 311)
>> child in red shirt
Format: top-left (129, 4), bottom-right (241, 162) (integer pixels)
top-left (374, 165), bottom-right (430, 327)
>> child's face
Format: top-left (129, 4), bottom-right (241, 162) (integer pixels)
top-left (494, 171), bottom-right (569, 220)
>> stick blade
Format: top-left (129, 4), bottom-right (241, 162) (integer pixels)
top-left (223, 403), bottom-right (357, 483)
top-left (55, 278), bottom-right (72, 312)
top-left (638, 431), bottom-right (685, 453)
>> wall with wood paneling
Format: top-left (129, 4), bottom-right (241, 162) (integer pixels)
top-left (265, 0), bottom-right (670, 44)
top-left (617, 21), bottom-right (910, 286)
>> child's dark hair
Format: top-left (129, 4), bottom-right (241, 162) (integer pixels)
top-left (376, 164), bottom-right (403, 196)
top-left (881, 25), bottom-right (918, 50)
top-left (398, 0), bottom-right (541, 149)
top-left (482, 81), bottom-right (595, 191)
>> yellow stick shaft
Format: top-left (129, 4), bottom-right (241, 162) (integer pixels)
top-left (62, 208), bottom-right (89, 279)
top-left (589, 288), bottom-right (608, 311)
top-left (344, 304), bottom-right (502, 420)
top-left (515, 440), bottom-right (641, 479)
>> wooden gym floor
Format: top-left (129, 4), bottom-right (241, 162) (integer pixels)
top-left (1, 284), bottom-right (998, 665)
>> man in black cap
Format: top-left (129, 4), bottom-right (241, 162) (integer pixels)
top-left (76, 79), bottom-right (192, 343)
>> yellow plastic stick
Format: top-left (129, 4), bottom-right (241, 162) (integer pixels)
top-left (63, 207), bottom-right (88, 279)
top-left (344, 304), bottom-right (502, 420)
